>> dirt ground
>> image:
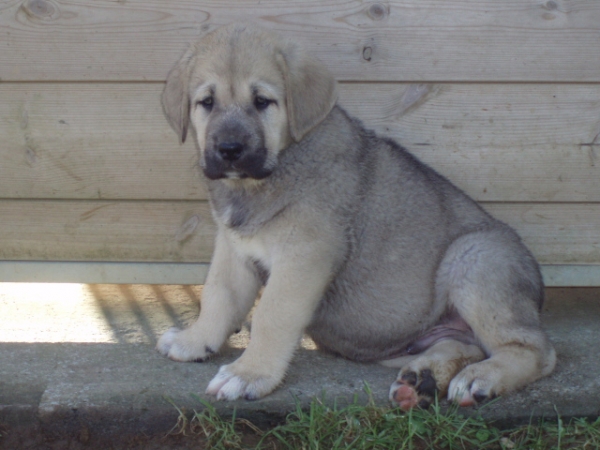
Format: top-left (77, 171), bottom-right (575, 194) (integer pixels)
top-left (0, 424), bottom-right (246, 450)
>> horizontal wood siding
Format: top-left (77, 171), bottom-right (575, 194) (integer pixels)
top-left (0, 0), bottom-right (598, 284)
top-left (0, 200), bottom-right (597, 265)
top-left (0, 200), bottom-right (216, 262)
top-left (2, 83), bottom-right (598, 202)
top-left (2, 0), bottom-right (600, 82)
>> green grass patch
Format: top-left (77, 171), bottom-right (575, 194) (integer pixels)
top-left (167, 391), bottom-right (600, 450)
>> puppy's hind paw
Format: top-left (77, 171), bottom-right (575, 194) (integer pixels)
top-left (389, 369), bottom-right (438, 411)
top-left (447, 374), bottom-right (495, 407)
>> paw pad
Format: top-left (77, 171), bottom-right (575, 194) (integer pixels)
top-left (391, 369), bottom-right (438, 411)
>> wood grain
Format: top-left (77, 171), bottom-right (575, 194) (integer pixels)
top-left (1, 82), bottom-right (598, 202)
top-left (341, 83), bottom-right (600, 203)
top-left (0, 200), bottom-right (598, 265)
top-left (0, 83), bottom-right (206, 200)
top-left (0, 200), bottom-right (216, 262)
top-left (0, 0), bottom-right (597, 282)
top-left (485, 203), bottom-right (600, 265)
top-left (1, 0), bottom-right (599, 82)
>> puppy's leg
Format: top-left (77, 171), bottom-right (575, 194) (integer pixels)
top-left (206, 241), bottom-right (338, 400)
top-left (156, 230), bottom-right (261, 361)
top-left (389, 340), bottom-right (485, 410)
top-left (438, 230), bottom-right (556, 406)
top-left (379, 354), bottom-right (420, 368)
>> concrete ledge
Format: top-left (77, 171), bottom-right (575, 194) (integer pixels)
top-left (0, 284), bottom-right (599, 441)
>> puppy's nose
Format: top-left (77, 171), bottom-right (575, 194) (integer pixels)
top-left (218, 142), bottom-right (244, 161)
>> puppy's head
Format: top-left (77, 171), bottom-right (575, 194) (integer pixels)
top-left (162, 23), bottom-right (337, 181)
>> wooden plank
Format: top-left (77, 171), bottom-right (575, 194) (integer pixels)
top-left (1, 82), bottom-right (598, 202)
top-left (0, 200), bottom-right (598, 265)
top-left (541, 265), bottom-right (600, 287)
top-left (0, 83), bottom-right (206, 200)
top-left (0, 262), bottom-right (598, 286)
top-left (485, 203), bottom-right (600, 265)
top-left (341, 83), bottom-right (600, 203)
top-left (0, 200), bottom-right (216, 262)
top-left (1, 0), bottom-right (599, 82)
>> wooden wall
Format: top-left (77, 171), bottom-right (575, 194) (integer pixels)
top-left (1, 0), bottom-right (599, 284)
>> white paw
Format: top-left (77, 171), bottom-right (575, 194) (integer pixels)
top-left (156, 327), bottom-right (215, 362)
top-left (447, 369), bottom-right (498, 407)
top-left (205, 364), bottom-right (280, 401)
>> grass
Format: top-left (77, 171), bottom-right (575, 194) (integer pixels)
top-left (167, 390), bottom-right (600, 450)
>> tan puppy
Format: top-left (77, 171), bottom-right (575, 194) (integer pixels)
top-left (157, 23), bottom-right (556, 409)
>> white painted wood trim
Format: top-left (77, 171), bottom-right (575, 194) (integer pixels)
top-left (0, 262), bottom-right (597, 287)
top-left (540, 265), bottom-right (600, 288)
top-left (0, 262), bottom-right (209, 285)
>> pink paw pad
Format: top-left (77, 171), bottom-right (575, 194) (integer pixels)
top-left (390, 369), bottom-right (438, 411)
top-left (391, 383), bottom-right (419, 411)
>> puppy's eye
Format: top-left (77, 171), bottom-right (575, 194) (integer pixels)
top-left (254, 96), bottom-right (273, 111)
top-left (197, 97), bottom-right (214, 111)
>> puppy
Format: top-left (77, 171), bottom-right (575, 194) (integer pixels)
top-left (157, 23), bottom-right (556, 409)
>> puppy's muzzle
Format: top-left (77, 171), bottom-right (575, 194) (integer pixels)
top-left (204, 141), bottom-right (272, 180)
top-left (218, 142), bottom-right (244, 162)
top-left (203, 111), bottom-right (273, 180)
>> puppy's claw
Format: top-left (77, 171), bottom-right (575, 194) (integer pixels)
top-left (473, 390), bottom-right (490, 404)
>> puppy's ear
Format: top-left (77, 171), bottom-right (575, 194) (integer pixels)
top-left (162, 49), bottom-right (194, 144)
top-left (277, 44), bottom-right (338, 142)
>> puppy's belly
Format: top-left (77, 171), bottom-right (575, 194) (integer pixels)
top-left (306, 306), bottom-right (426, 363)
top-left (308, 330), bottom-right (413, 362)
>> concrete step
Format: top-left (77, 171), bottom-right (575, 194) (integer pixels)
top-left (1, 284), bottom-right (599, 442)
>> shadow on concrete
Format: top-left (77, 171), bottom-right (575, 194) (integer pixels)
top-left (86, 284), bottom-right (202, 345)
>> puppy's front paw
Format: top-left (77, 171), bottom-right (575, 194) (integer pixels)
top-left (156, 327), bottom-right (216, 362)
top-left (206, 363), bottom-right (282, 401)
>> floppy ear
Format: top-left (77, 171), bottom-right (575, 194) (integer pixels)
top-left (162, 49), bottom-right (194, 144)
top-left (277, 44), bottom-right (338, 142)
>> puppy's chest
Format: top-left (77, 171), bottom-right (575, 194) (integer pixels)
top-left (210, 188), bottom-right (283, 268)
top-left (209, 183), bottom-right (287, 234)
top-left (211, 190), bottom-right (260, 232)
top-left (213, 200), bottom-right (252, 231)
